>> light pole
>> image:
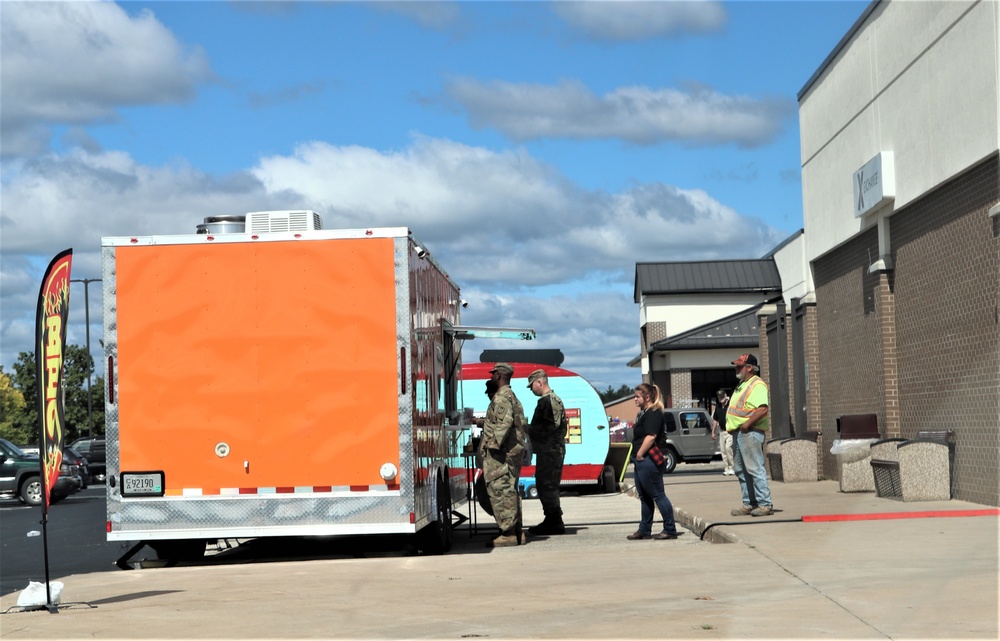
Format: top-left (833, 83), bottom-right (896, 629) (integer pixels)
top-left (70, 278), bottom-right (101, 437)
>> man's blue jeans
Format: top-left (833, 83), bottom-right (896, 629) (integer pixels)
top-left (633, 457), bottom-right (677, 535)
top-left (733, 430), bottom-right (772, 508)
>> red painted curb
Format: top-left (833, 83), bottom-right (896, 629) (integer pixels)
top-left (802, 509), bottom-right (1000, 522)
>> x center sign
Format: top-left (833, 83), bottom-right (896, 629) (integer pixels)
top-left (853, 152), bottom-right (895, 218)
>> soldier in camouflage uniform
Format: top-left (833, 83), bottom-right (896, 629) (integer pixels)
top-left (526, 369), bottom-right (567, 535)
top-left (480, 362), bottom-right (527, 547)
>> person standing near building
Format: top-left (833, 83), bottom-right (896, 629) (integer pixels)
top-left (726, 354), bottom-right (773, 517)
top-left (711, 388), bottom-right (734, 476)
top-left (526, 369), bottom-right (567, 535)
top-left (480, 363), bottom-right (528, 546)
top-left (627, 383), bottom-right (681, 540)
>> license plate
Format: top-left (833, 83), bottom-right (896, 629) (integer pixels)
top-left (121, 472), bottom-right (165, 497)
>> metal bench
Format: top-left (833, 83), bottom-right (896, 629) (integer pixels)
top-left (766, 431), bottom-right (820, 482)
top-left (870, 430), bottom-right (955, 501)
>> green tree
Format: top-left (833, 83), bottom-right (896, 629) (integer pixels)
top-left (9, 346), bottom-right (105, 445)
top-left (0, 366), bottom-right (32, 443)
top-left (598, 384), bottom-right (635, 404)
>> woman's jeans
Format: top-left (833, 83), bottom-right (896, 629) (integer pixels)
top-left (633, 457), bottom-right (677, 535)
top-left (733, 429), bottom-right (772, 507)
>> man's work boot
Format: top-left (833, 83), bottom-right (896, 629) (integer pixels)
top-left (490, 534), bottom-right (519, 548)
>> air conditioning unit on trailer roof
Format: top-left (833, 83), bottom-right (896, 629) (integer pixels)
top-left (246, 210), bottom-right (323, 233)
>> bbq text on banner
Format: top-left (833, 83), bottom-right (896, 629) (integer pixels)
top-left (35, 249), bottom-right (73, 509)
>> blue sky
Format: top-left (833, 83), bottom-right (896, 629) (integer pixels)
top-left (1, 0), bottom-right (867, 391)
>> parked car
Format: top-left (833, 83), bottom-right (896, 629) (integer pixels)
top-left (63, 447), bottom-right (91, 489)
top-left (70, 437), bottom-right (106, 482)
top-left (0, 438), bottom-right (79, 505)
top-left (660, 408), bottom-right (721, 474)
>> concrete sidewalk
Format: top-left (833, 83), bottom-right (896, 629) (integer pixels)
top-left (2, 465), bottom-right (997, 639)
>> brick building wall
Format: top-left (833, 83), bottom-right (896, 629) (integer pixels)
top-left (813, 227), bottom-right (885, 479)
top-left (889, 155), bottom-right (999, 505)
top-left (797, 303), bottom-right (824, 473)
top-left (641, 321), bottom-right (667, 384)
top-left (669, 369), bottom-right (692, 407)
top-left (812, 154), bottom-right (999, 504)
top-left (756, 308), bottom-right (771, 384)
top-left (785, 312), bottom-right (795, 433)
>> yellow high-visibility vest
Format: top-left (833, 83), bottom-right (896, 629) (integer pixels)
top-left (726, 376), bottom-right (769, 431)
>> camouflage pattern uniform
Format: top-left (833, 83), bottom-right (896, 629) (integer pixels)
top-left (480, 385), bottom-right (527, 537)
top-left (528, 390), bottom-right (567, 521)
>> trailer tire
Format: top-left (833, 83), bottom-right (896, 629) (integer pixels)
top-left (419, 477), bottom-right (452, 555)
top-left (150, 539), bottom-right (207, 562)
top-left (600, 465), bottom-right (619, 493)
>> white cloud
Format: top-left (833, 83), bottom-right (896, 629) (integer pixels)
top-left (445, 78), bottom-right (793, 147)
top-left (551, 0), bottom-right (727, 41)
top-left (251, 137), bottom-right (782, 287)
top-left (0, 138), bottom-right (783, 387)
top-left (0, 1), bottom-right (213, 157)
top-left (460, 288), bottom-right (641, 390)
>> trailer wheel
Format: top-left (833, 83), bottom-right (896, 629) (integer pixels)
top-left (150, 539), bottom-right (207, 562)
top-left (600, 465), bottom-right (619, 493)
top-left (525, 485), bottom-right (539, 500)
top-left (419, 477), bottom-right (452, 555)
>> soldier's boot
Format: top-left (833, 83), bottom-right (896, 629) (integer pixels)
top-left (514, 522), bottom-right (527, 545)
top-left (530, 515), bottom-right (566, 535)
top-left (490, 534), bottom-right (519, 548)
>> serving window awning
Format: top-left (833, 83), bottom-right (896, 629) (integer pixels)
top-left (443, 325), bottom-right (536, 341)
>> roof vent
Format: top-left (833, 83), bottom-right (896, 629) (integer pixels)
top-left (196, 215), bottom-right (246, 234)
top-left (246, 210), bottom-right (323, 234)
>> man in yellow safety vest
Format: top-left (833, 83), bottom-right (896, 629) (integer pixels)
top-left (725, 354), bottom-right (774, 517)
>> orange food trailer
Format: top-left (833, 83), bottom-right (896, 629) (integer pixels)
top-left (101, 213), bottom-right (481, 562)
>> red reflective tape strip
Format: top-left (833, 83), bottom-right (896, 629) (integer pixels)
top-left (158, 485), bottom-right (400, 495)
top-left (802, 508), bottom-right (1000, 522)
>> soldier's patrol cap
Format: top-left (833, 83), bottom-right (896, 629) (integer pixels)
top-left (490, 362), bottom-right (514, 376)
top-left (527, 369), bottom-right (547, 387)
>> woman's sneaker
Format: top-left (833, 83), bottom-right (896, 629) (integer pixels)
top-left (730, 505), bottom-right (753, 516)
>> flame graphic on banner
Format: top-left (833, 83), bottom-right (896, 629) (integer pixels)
top-left (36, 250), bottom-right (73, 509)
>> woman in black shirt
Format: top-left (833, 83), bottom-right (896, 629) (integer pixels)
top-left (628, 383), bottom-right (680, 540)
